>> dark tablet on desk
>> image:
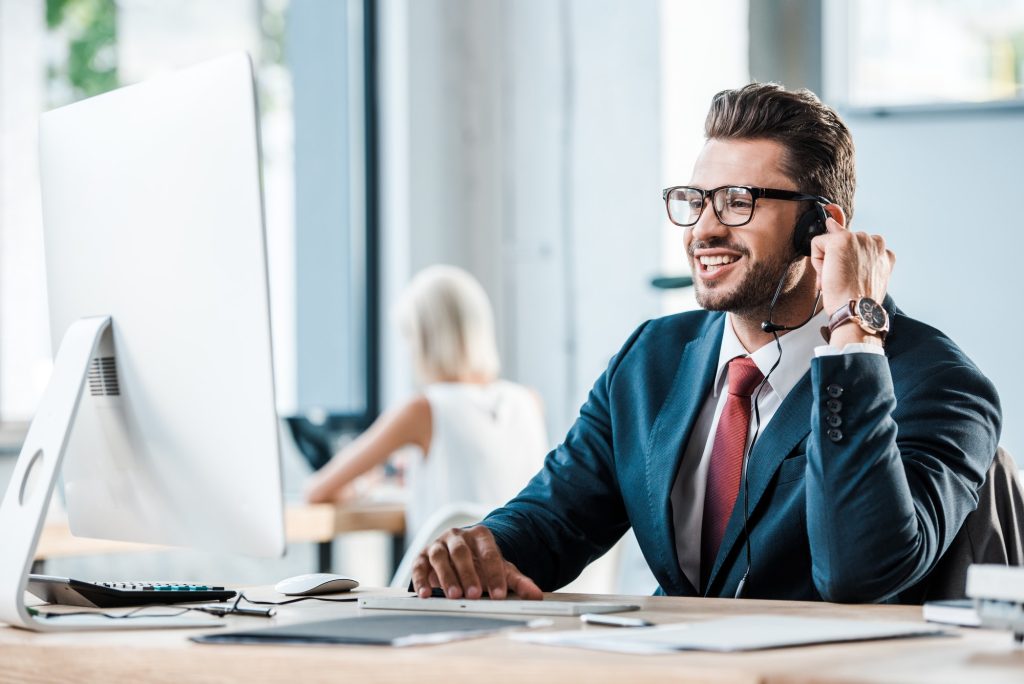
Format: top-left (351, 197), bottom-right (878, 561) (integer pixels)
top-left (192, 614), bottom-right (529, 647)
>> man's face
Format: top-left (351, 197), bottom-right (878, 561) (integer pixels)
top-left (685, 138), bottom-right (806, 316)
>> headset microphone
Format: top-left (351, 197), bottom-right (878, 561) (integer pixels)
top-left (732, 201), bottom-right (829, 599)
top-left (759, 200), bottom-right (830, 334)
top-left (760, 276), bottom-right (821, 335)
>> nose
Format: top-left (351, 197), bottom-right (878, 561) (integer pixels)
top-left (689, 198), bottom-right (729, 244)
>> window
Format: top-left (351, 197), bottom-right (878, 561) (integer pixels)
top-left (658, 0), bottom-right (749, 315)
top-left (827, 0), bottom-right (1024, 108)
top-left (0, 0), bottom-right (378, 442)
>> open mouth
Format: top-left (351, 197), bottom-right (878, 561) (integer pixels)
top-left (695, 253), bottom-right (742, 280)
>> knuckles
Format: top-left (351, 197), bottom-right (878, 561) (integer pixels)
top-left (420, 524), bottom-right (498, 568)
top-left (478, 549), bottom-right (500, 564)
top-left (426, 542), bottom-right (449, 562)
top-left (449, 540), bottom-right (473, 561)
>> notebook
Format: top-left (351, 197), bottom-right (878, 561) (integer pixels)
top-left (192, 614), bottom-right (532, 647)
top-left (922, 599), bottom-right (981, 627)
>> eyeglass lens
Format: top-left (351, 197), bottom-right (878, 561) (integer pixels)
top-left (665, 186), bottom-right (755, 227)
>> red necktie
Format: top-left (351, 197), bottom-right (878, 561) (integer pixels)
top-left (700, 356), bottom-right (764, 589)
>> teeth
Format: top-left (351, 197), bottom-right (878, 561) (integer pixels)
top-left (698, 255), bottom-right (739, 266)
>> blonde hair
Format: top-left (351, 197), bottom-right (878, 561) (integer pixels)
top-left (397, 265), bottom-right (501, 385)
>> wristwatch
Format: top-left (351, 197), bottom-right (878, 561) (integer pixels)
top-left (821, 296), bottom-right (889, 343)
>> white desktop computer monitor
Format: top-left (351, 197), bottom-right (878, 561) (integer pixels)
top-left (0, 53), bottom-right (285, 630)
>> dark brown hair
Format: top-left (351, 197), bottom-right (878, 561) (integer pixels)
top-left (705, 82), bottom-right (856, 223)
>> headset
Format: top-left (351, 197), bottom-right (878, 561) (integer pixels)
top-left (731, 198), bottom-right (831, 599)
top-left (792, 200), bottom-right (831, 257)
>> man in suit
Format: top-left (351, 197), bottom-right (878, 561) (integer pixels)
top-left (410, 83), bottom-right (1002, 602)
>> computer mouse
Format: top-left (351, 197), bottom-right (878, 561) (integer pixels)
top-left (274, 573), bottom-right (360, 596)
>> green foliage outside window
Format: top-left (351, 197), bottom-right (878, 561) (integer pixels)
top-left (46, 0), bottom-right (118, 105)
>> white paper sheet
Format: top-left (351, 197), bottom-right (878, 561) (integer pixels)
top-left (511, 615), bottom-right (950, 653)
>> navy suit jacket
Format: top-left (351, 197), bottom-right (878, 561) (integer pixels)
top-left (483, 298), bottom-right (1002, 602)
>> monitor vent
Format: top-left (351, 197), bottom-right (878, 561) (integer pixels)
top-left (88, 356), bottom-right (120, 396)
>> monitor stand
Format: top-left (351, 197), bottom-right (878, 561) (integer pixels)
top-left (0, 316), bottom-right (111, 632)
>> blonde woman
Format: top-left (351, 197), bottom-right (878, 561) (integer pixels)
top-left (304, 265), bottom-right (548, 539)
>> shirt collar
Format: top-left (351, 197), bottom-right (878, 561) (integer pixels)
top-left (713, 308), bottom-right (829, 402)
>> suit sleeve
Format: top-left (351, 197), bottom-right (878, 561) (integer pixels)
top-left (479, 322), bottom-right (651, 591)
top-left (806, 353), bottom-right (1001, 603)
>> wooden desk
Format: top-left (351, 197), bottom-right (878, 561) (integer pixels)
top-left (1, 590), bottom-right (1021, 683)
top-left (34, 502), bottom-right (406, 574)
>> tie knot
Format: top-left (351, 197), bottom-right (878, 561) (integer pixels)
top-left (726, 356), bottom-right (764, 398)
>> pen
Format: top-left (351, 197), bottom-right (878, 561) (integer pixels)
top-left (580, 613), bottom-right (653, 628)
top-left (201, 605), bottom-right (276, 618)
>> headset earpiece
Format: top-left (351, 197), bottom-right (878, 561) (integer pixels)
top-left (792, 203), bottom-right (828, 257)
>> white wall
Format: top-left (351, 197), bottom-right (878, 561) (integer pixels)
top-left (0, 0), bottom-right (49, 422)
top-left (846, 107), bottom-right (1024, 463)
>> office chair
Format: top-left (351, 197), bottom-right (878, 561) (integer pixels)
top-left (903, 446), bottom-right (1024, 603)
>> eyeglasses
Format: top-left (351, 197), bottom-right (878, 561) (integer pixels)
top-left (661, 185), bottom-right (829, 228)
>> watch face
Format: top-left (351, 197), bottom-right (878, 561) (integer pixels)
top-left (857, 298), bottom-right (888, 329)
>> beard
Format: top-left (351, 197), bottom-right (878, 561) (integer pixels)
top-left (691, 239), bottom-right (801, 317)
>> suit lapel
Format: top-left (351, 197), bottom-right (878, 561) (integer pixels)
top-left (643, 314), bottom-right (724, 596)
top-left (698, 296), bottom-right (901, 593)
top-left (704, 372), bottom-right (813, 593)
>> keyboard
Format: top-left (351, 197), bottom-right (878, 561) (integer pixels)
top-left (26, 574), bottom-right (237, 609)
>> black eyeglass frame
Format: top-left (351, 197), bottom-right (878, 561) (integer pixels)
top-left (661, 185), bottom-right (831, 227)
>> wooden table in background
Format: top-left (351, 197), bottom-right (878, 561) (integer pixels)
top-left (34, 501), bottom-right (406, 575)
top-left (2, 589), bottom-right (1022, 683)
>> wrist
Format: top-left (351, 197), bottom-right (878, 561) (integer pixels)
top-left (820, 294), bottom-right (889, 345)
top-left (821, 291), bottom-right (860, 316)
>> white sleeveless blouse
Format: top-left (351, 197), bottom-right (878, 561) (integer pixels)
top-left (404, 381), bottom-right (549, 538)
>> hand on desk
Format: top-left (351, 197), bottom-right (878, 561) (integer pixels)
top-left (411, 525), bottom-right (543, 601)
top-left (305, 467), bottom-right (397, 505)
top-left (304, 479), bottom-right (358, 505)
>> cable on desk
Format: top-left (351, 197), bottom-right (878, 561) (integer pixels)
top-left (32, 604), bottom-right (196, 620)
top-left (238, 592), bottom-right (359, 606)
top-left (30, 591), bottom-right (358, 621)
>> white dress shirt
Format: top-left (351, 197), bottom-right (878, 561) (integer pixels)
top-left (670, 310), bottom-right (884, 590)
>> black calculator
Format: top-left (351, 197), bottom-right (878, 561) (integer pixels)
top-left (26, 574), bottom-right (237, 608)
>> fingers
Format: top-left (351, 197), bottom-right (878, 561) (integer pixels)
top-left (809, 217), bottom-right (842, 262)
top-left (809, 231), bottom-right (827, 288)
top-left (471, 531), bottom-right (508, 599)
top-left (811, 222), bottom-right (895, 313)
top-left (505, 562), bottom-right (543, 600)
top-left (410, 525), bottom-right (527, 600)
top-left (426, 538), bottom-right (463, 598)
top-left (445, 531), bottom-right (483, 599)
top-left (824, 216), bottom-right (845, 233)
top-left (410, 545), bottom-right (449, 597)
top-left (411, 551), bottom-right (437, 597)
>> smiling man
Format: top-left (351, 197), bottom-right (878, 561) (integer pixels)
top-left (411, 83), bottom-right (1001, 603)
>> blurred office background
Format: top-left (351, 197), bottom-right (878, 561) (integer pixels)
top-left (1, 0), bottom-right (1023, 590)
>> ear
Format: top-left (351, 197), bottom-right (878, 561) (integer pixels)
top-left (824, 203), bottom-right (846, 228)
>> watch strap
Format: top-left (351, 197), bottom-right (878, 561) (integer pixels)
top-left (820, 297), bottom-right (888, 343)
top-left (820, 301), bottom-right (855, 343)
